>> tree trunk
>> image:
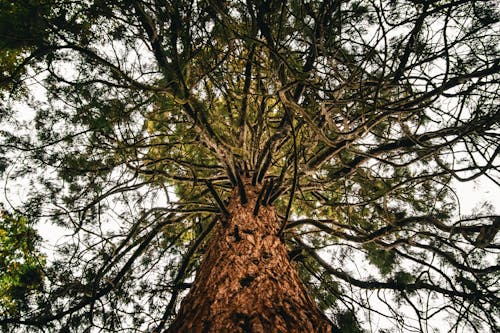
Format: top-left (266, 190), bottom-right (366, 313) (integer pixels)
top-left (165, 182), bottom-right (333, 332)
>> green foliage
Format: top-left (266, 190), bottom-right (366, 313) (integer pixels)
top-left (297, 253), bottom-right (341, 311)
top-left (0, 0), bottom-right (48, 49)
top-left (393, 270), bottom-right (415, 285)
top-left (363, 243), bottom-right (396, 276)
top-left (0, 207), bottom-right (45, 315)
top-left (0, 0), bottom-right (49, 91)
top-left (334, 310), bottom-right (365, 333)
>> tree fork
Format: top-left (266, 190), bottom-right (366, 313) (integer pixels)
top-left (165, 180), bottom-right (333, 332)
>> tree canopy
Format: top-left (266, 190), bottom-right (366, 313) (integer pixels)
top-left (0, 207), bottom-right (45, 316)
top-left (0, 0), bottom-right (499, 332)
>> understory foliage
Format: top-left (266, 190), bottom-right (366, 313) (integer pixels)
top-left (0, 0), bottom-right (499, 332)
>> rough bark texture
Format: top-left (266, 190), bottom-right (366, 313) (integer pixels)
top-left (166, 182), bottom-right (333, 332)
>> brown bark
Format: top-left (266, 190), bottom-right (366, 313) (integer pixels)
top-left (165, 182), bottom-right (333, 332)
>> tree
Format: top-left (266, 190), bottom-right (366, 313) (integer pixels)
top-left (0, 207), bottom-right (45, 317)
top-left (0, 0), bottom-right (499, 332)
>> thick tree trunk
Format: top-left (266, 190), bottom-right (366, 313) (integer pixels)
top-left (165, 182), bottom-right (333, 332)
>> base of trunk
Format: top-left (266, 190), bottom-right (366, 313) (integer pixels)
top-left (166, 183), bottom-right (333, 332)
